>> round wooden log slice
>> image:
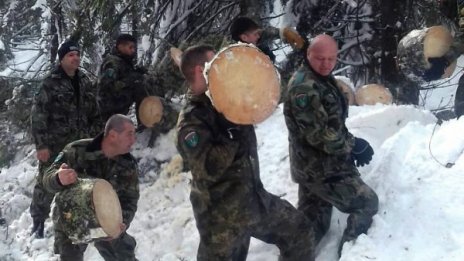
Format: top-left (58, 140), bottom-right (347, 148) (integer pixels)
top-left (423, 26), bottom-right (453, 59)
top-left (280, 27), bottom-right (305, 50)
top-left (335, 79), bottom-right (355, 105)
top-left (397, 25), bottom-right (454, 82)
top-left (443, 60), bottom-right (457, 79)
top-left (54, 178), bottom-right (122, 243)
top-left (170, 47), bottom-right (183, 67)
top-left (205, 44), bottom-right (281, 124)
top-left (355, 84), bottom-right (393, 105)
top-left (93, 179), bottom-right (123, 239)
top-left (138, 96), bottom-right (164, 127)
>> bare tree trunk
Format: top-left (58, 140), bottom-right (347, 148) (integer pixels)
top-left (377, 0), bottom-right (420, 104)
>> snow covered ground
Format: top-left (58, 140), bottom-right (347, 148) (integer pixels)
top-left (1, 101), bottom-right (464, 261)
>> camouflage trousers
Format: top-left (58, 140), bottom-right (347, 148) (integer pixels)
top-left (195, 192), bottom-right (315, 261)
top-left (54, 228), bottom-right (137, 261)
top-left (297, 173), bottom-right (378, 251)
top-left (30, 160), bottom-right (56, 222)
top-left (149, 101), bottom-right (179, 133)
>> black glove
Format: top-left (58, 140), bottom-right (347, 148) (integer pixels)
top-left (216, 114), bottom-right (241, 140)
top-left (423, 57), bottom-right (449, 82)
top-left (257, 44), bottom-right (276, 63)
top-left (351, 137), bottom-right (374, 167)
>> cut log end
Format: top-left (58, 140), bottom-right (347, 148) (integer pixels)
top-left (355, 84), bottom-right (393, 106)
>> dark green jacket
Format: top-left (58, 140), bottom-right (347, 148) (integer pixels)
top-left (97, 51), bottom-right (143, 119)
top-left (43, 134), bottom-right (140, 226)
top-left (176, 93), bottom-right (264, 224)
top-left (31, 66), bottom-right (96, 153)
top-left (284, 63), bottom-right (357, 183)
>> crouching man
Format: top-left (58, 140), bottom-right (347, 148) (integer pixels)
top-left (43, 114), bottom-right (139, 261)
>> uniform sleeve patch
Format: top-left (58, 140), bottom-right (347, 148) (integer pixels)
top-left (289, 71), bottom-right (305, 87)
top-left (184, 131), bottom-right (199, 148)
top-left (295, 93), bottom-right (309, 108)
top-left (104, 68), bottom-right (116, 79)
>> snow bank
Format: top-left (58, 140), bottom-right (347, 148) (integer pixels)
top-left (1, 104), bottom-right (464, 261)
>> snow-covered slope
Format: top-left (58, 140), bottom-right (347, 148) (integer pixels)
top-left (1, 104), bottom-right (464, 261)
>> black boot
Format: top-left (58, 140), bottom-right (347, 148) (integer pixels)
top-left (31, 219), bottom-right (44, 238)
top-left (0, 217), bottom-right (6, 226)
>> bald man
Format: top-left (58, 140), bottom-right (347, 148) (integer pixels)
top-left (283, 34), bottom-right (379, 256)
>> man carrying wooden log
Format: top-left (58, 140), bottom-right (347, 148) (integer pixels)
top-left (96, 34), bottom-right (178, 135)
top-left (43, 114), bottom-right (139, 261)
top-left (176, 45), bottom-right (315, 261)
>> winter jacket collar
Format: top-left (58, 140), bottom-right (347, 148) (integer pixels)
top-left (86, 133), bottom-right (104, 152)
top-left (186, 91), bottom-right (212, 106)
top-left (85, 132), bottom-right (133, 159)
top-left (50, 65), bottom-right (81, 80)
top-left (111, 48), bottom-right (135, 65)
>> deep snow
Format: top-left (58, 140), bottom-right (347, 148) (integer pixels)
top-left (1, 101), bottom-right (464, 260)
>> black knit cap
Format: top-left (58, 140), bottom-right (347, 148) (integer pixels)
top-left (230, 17), bottom-right (260, 42)
top-left (116, 34), bottom-right (137, 46)
top-left (58, 40), bottom-right (80, 61)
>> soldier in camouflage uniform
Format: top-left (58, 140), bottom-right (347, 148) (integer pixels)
top-left (43, 114), bottom-right (139, 261)
top-left (97, 34), bottom-right (178, 133)
top-left (30, 40), bottom-right (97, 238)
top-left (176, 45), bottom-right (315, 261)
top-left (283, 34), bottom-right (379, 256)
top-left (230, 17), bottom-right (277, 62)
top-left (229, 17), bottom-right (307, 103)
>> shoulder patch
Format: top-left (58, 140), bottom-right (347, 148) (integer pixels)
top-left (294, 93), bottom-right (309, 108)
top-left (104, 68), bottom-right (116, 79)
top-left (289, 71), bottom-right (305, 87)
top-left (184, 131), bottom-right (200, 148)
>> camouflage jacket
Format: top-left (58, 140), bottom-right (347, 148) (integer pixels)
top-left (31, 66), bottom-right (97, 154)
top-left (176, 93), bottom-right (265, 222)
top-left (97, 50), bottom-right (144, 119)
top-left (43, 134), bottom-right (140, 226)
top-left (284, 63), bottom-right (357, 183)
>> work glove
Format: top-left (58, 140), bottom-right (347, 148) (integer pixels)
top-left (351, 137), bottom-right (374, 167)
top-left (280, 27), bottom-right (306, 50)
